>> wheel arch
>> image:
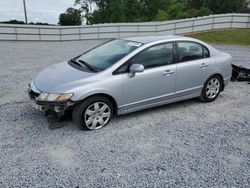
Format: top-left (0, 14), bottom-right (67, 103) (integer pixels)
top-left (74, 93), bottom-right (118, 115)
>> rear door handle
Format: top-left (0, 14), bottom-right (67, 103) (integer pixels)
top-left (200, 63), bottom-right (208, 68)
top-left (163, 69), bottom-right (175, 76)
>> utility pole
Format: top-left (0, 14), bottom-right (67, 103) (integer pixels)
top-left (23, 0), bottom-right (28, 24)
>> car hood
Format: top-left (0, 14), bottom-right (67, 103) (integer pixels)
top-left (33, 61), bottom-right (96, 93)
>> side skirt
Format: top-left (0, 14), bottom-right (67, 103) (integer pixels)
top-left (117, 92), bottom-right (200, 115)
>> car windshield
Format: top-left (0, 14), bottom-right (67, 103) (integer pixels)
top-left (77, 39), bottom-right (142, 71)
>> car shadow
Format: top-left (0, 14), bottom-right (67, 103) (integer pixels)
top-left (45, 98), bottom-right (202, 130)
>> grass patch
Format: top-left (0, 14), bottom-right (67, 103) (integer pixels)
top-left (187, 29), bottom-right (250, 46)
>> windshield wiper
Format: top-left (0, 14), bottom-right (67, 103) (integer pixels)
top-left (70, 58), bottom-right (97, 72)
top-left (78, 59), bottom-right (98, 73)
top-left (70, 58), bottom-right (84, 68)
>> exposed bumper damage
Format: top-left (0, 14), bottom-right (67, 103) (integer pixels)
top-left (231, 64), bottom-right (250, 82)
top-left (28, 84), bottom-right (76, 129)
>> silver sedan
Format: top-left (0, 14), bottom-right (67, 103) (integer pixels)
top-left (28, 35), bottom-right (232, 130)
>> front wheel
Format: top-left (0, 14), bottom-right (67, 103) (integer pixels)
top-left (200, 75), bottom-right (222, 103)
top-left (72, 96), bottom-right (113, 130)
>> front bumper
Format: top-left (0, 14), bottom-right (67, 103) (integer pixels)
top-left (28, 82), bottom-right (75, 117)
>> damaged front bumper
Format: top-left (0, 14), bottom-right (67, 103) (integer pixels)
top-left (27, 82), bottom-right (75, 118)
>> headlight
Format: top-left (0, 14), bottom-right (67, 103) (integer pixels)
top-left (36, 93), bottom-right (73, 102)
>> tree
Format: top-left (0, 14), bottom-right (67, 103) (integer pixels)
top-left (176, 7), bottom-right (212, 19)
top-left (0, 20), bottom-right (25, 24)
top-left (76, 0), bottom-right (107, 24)
top-left (58, 8), bottom-right (82, 26)
top-left (106, 0), bottom-right (124, 23)
top-left (206, 0), bottom-right (249, 13)
top-left (185, 0), bottom-right (250, 13)
top-left (155, 10), bottom-right (169, 21)
top-left (75, 0), bottom-right (173, 24)
top-left (74, 0), bottom-right (250, 24)
top-left (122, 0), bottom-right (141, 22)
top-left (166, 3), bottom-right (186, 19)
top-left (185, 0), bottom-right (206, 9)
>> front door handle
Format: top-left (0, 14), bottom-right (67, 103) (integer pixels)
top-left (163, 70), bottom-right (175, 76)
top-left (200, 63), bottom-right (208, 68)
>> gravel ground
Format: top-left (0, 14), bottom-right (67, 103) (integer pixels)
top-left (0, 40), bottom-right (249, 187)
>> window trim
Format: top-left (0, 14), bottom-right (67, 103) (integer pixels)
top-left (113, 41), bottom-right (176, 75)
top-left (175, 41), bottom-right (210, 63)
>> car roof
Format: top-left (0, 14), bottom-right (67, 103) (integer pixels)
top-left (123, 35), bottom-right (190, 44)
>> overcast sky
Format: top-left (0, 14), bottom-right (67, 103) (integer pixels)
top-left (0, 0), bottom-right (78, 24)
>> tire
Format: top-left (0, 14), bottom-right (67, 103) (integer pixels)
top-left (72, 96), bottom-right (113, 131)
top-left (199, 75), bottom-right (223, 103)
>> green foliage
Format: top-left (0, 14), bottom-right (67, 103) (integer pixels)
top-left (0, 20), bottom-right (51, 25)
top-left (74, 0), bottom-right (250, 24)
top-left (29, 22), bottom-right (50, 25)
top-left (186, 0), bottom-right (250, 13)
top-left (177, 7), bottom-right (213, 19)
top-left (122, 0), bottom-right (142, 22)
top-left (206, 0), bottom-right (249, 14)
top-left (166, 3), bottom-right (186, 19)
top-left (155, 10), bottom-right (169, 21)
top-left (0, 20), bottom-right (25, 24)
top-left (58, 7), bottom-right (82, 26)
top-left (185, 0), bottom-right (206, 9)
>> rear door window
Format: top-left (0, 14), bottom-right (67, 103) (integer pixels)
top-left (178, 42), bottom-right (209, 62)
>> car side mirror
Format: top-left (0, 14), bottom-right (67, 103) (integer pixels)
top-left (129, 64), bottom-right (144, 77)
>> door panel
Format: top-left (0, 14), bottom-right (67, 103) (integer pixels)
top-left (176, 59), bottom-right (213, 97)
top-left (175, 41), bottom-right (214, 97)
top-left (116, 42), bottom-right (177, 112)
top-left (121, 64), bottom-right (176, 110)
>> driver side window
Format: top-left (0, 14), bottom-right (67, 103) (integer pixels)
top-left (115, 42), bottom-right (174, 74)
top-left (130, 42), bottom-right (174, 69)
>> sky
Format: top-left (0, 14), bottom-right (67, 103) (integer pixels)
top-left (0, 0), bottom-right (79, 24)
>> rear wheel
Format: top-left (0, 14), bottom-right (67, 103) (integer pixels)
top-left (72, 96), bottom-right (113, 130)
top-left (200, 75), bottom-right (222, 102)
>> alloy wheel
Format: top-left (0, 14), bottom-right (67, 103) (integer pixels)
top-left (206, 78), bottom-right (220, 99)
top-left (84, 102), bottom-right (111, 130)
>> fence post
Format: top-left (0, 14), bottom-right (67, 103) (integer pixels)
top-left (174, 22), bottom-right (176, 34)
top-left (38, 28), bottom-right (41, 41)
top-left (97, 26), bottom-right (100, 39)
top-left (230, 14), bottom-right (234, 28)
top-left (192, 19), bottom-right (194, 33)
top-left (248, 14), bottom-right (250, 28)
top-left (14, 27), bottom-right (18, 41)
top-left (137, 25), bottom-right (139, 36)
top-left (59, 28), bottom-right (62, 41)
top-left (211, 15), bottom-right (215, 31)
top-left (79, 27), bottom-right (81, 41)
top-left (118, 24), bottom-right (120, 38)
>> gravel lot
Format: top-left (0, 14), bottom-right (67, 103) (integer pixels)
top-left (0, 40), bottom-right (249, 187)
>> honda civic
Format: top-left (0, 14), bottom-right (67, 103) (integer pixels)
top-left (28, 36), bottom-right (232, 130)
